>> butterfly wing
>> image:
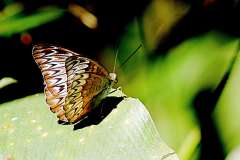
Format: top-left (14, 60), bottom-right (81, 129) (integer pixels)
top-left (32, 44), bottom-right (79, 121)
top-left (64, 56), bottom-right (111, 123)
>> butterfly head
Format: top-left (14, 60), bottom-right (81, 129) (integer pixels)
top-left (109, 72), bottom-right (118, 83)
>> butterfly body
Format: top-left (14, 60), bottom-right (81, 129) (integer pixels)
top-left (32, 44), bottom-right (117, 124)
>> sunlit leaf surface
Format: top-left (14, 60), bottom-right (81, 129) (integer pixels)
top-left (226, 146), bottom-right (240, 160)
top-left (0, 90), bottom-right (178, 160)
top-left (0, 77), bottom-right (17, 89)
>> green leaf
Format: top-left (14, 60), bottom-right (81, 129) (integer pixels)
top-left (0, 3), bottom-right (23, 22)
top-left (213, 41), bottom-right (240, 152)
top-left (0, 90), bottom-right (178, 160)
top-left (177, 127), bottom-right (201, 160)
top-left (0, 6), bottom-right (64, 37)
top-left (0, 77), bottom-right (17, 89)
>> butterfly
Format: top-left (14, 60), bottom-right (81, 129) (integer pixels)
top-left (32, 44), bottom-right (117, 124)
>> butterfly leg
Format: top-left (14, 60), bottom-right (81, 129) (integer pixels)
top-left (116, 86), bottom-right (122, 91)
top-left (108, 89), bottom-right (118, 94)
top-left (108, 87), bottom-right (122, 94)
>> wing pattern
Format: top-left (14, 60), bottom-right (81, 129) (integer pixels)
top-left (33, 44), bottom-right (112, 123)
top-left (64, 56), bottom-right (110, 123)
top-left (32, 44), bottom-right (79, 121)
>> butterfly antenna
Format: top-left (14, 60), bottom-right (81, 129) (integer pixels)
top-left (120, 44), bottom-right (142, 68)
top-left (113, 47), bottom-right (119, 73)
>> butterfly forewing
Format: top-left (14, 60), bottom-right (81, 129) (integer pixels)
top-left (64, 56), bottom-right (111, 123)
top-left (33, 44), bottom-right (114, 124)
top-left (32, 44), bottom-right (79, 121)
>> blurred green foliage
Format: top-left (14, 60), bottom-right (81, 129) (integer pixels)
top-left (214, 46), bottom-right (240, 153)
top-left (0, 3), bottom-right (64, 37)
top-left (114, 20), bottom-right (239, 159)
top-left (0, 3), bottom-right (23, 22)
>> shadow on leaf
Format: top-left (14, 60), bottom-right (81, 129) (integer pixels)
top-left (57, 96), bottom-right (125, 130)
top-left (73, 96), bottom-right (125, 130)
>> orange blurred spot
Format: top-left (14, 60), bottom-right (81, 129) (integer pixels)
top-left (20, 33), bottom-right (32, 45)
top-left (203, 0), bottom-right (216, 7)
top-left (68, 3), bottom-right (98, 29)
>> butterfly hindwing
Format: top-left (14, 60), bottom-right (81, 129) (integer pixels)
top-left (33, 44), bottom-right (115, 124)
top-left (32, 44), bottom-right (79, 121)
top-left (64, 56), bottom-right (111, 123)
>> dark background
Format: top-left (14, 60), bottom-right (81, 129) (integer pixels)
top-left (0, 0), bottom-right (240, 159)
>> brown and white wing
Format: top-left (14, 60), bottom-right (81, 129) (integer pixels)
top-left (32, 44), bottom-right (79, 121)
top-left (64, 56), bottom-right (110, 123)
